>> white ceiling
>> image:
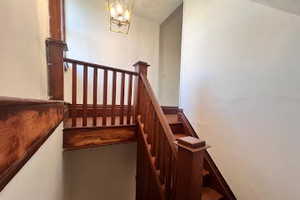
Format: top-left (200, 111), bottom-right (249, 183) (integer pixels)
top-left (133, 0), bottom-right (183, 23)
top-left (252, 0), bottom-right (300, 16)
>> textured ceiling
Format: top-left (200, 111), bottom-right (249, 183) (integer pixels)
top-left (252, 0), bottom-right (300, 16)
top-left (133, 0), bottom-right (183, 23)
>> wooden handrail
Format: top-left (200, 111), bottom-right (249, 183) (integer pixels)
top-left (139, 74), bottom-right (177, 156)
top-left (64, 58), bottom-right (139, 75)
top-left (135, 62), bottom-right (178, 200)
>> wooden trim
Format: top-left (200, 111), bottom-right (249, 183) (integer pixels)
top-left (178, 111), bottom-right (237, 200)
top-left (68, 104), bottom-right (133, 118)
top-left (64, 58), bottom-right (139, 76)
top-left (0, 97), bottom-right (64, 191)
top-left (63, 125), bottom-right (137, 150)
top-left (49, 0), bottom-right (63, 40)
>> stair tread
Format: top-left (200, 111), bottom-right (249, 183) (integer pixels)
top-left (202, 187), bottom-right (223, 200)
top-left (174, 133), bottom-right (189, 139)
top-left (166, 114), bottom-right (180, 124)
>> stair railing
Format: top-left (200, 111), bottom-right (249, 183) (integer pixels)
top-left (134, 62), bottom-right (209, 200)
top-left (64, 58), bottom-right (139, 127)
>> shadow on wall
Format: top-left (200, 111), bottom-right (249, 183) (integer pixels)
top-left (63, 143), bottom-right (137, 200)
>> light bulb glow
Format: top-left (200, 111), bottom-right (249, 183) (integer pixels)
top-left (110, 7), bottom-right (117, 18)
top-left (116, 3), bottom-right (123, 14)
top-left (124, 10), bottom-right (130, 21)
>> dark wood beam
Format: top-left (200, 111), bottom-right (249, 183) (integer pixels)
top-left (0, 97), bottom-right (64, 191)
top-left (63, 125), bottom-right (137, 151)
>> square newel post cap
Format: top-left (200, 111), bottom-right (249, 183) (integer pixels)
top-left (133, 61), bottom-right (150, 76)
top-left (176, 136), bottom-right (210, 152)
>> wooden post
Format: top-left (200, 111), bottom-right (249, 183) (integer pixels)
top-left (132, 61), bottom-right (150, 121)
top-left (175, 136), bottom-right (209, 200)
top-left (46, 38), bottom-right (67, 100)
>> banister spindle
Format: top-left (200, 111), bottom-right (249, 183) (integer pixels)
top-left (127, 74), bottom-right (133, 124)
top-left (71, 62), bottom-right (77, 127)
top-left (82, 65), bottom-right (88, 126)
top-left (111, 71), bottom-right (117, 125)
top-left (175, 137), bottom-right (209, 200)
top-left (120, 73), bottom-right (125, 125)
top-left (103, 69), bottom-right (108, 126)
top-left (93, 68), bottom-right (98, 126)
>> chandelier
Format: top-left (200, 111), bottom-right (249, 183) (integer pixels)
top-left (108, 0), bottom-right (134, 34)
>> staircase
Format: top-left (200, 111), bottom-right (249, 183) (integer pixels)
top-left (62, 58), bottom-right (236, 200)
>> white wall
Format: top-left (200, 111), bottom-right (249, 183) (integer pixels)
top-left (180, 0), bottom-right (300, 199)
top-left (64, 0), bottom-right (160, 103)
top-left (65, 143), bottom-right (137, 200)
top-left (0, 0), bottom-right (49, 99)
top-left (159, 5), bottom-right (183, 106)
top-left (0, 1), bottom-right (65, 199)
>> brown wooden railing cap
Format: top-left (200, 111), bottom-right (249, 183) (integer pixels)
top-left (176, 136), bottom-right (210, 152)
top-left (133, 61), bottom-right (150, 67)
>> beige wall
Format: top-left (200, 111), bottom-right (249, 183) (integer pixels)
top-left (159, 5), bottom-right (183, 106)
top-left (181, 0), bottom-right (300, 199)
top-left (0, 1), bottom-right (65, 199)
top-left (65, 144), bottom-right (137, 200)
top-left (0, 0), bottom-right (49, 99)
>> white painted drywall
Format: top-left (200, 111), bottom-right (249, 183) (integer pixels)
top-left (180, 0), bottom-right (300, 199)
top-left (0, 0), bottom-right (49, 99)
top-left (64, 143), bottom-right (137, 200)
top-left (64, 0), bottom-right (160, 104)
top-left (159, 5), bottom-right (183, 106)
top-left (0, 1), bottom-right (65, 199)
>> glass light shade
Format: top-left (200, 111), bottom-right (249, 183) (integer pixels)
top-left (108, 0), bottom-right (134, 34)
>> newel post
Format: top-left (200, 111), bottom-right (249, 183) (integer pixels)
top-left (46, 38), bottom-right (67, 100)
top-left (175, 136), bottom-right (209, 200)
top-left (132, 61), bottom-right (150, 121)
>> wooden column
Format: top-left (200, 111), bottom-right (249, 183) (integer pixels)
top-left (49, 0), bottom-right (64, 40)
top-left (46, 38), bottom-right (67, 100)
top-left (132, 61), bottom-right (150, 121)
top-left (175, 136), bottom-right (209, 200)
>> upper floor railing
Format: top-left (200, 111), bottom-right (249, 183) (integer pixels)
top-left (64, 58), bottom-right (139, 127)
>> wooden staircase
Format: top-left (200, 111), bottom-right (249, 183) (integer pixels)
top-left (61, 58), bottom-right (236, 200)
top-left (166, 112), bottom-right (235, 200)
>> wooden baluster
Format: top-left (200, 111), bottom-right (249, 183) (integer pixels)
top-left (71, 62), bottom-right (77, 127)
top-left (159, 134), bottom-right (166, 184)
top-left (93, 68), bottom-right (98, 126)
top-left (147, 104), bottom-right (153, 145)
top-left (103, 70), bottom-right (108, 126)
top-left (175, 137), bottom-right (208, 200)
top-left (143, 100), bottom-right (149, 134)
top-left (152, 115), bottom-right (158, 157)
top-left (82, 65), bottom-right (88, 126)
top-left (156, 124), bottom-right (162, 169)
top-left (120, 73), bottom-right (125, 125)
top-left (127, 74), bottom-right (133, 124)
top-left (165, 146), bottom-right (172, 200)
top-left (111, 71), bottom-right (117, 125)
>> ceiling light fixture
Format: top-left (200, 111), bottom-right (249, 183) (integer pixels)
top-left (108, 0), bottom-right (134, 34)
